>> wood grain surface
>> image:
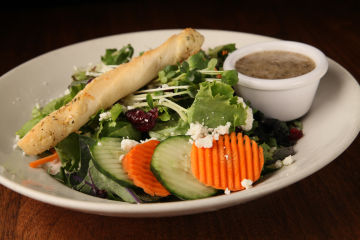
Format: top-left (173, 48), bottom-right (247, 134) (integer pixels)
top-left (1, 1), bottom-right (359, 239)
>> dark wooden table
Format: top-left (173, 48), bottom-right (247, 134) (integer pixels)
top-left (1, 1), bottom-right (359, 239)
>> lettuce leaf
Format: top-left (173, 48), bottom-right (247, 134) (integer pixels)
top-left (187, 81), bottom-right (247, 129)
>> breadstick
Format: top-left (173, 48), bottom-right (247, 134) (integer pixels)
top-left (18, 28), bottom-right (204, 155)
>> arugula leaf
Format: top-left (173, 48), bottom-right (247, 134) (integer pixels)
top-left (101, 44), bottom-right (134, 65)
top-left (187, 81), bottom-right (247, 129)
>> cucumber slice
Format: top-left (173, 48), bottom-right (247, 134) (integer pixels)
top-left (151, 136), bottom-right (217, 200)
top-left (90, 137), bottom-right (134, 187)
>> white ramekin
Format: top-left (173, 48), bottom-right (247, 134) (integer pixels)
top-left (223, 41), bottom-right (328, 121)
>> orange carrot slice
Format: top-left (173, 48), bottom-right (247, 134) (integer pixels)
top-left (122, 140), bottom-right (170, 197)
top-left (218, 136), bottom-right (227, 189)
top-left (29, 152), bottom-right (59, 168)
top-left (191, 133), bottom-right (264, 191)
top-left (212, 139), bottom-right (220, 188)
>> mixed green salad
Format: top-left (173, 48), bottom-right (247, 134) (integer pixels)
top-left (16, 43), bottom-right (303, 203)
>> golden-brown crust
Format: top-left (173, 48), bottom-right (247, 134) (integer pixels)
top-left (18, 28), bottom-right (204, 155)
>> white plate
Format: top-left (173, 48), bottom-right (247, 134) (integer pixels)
top-left (0, 29), bottom-right (359, 217)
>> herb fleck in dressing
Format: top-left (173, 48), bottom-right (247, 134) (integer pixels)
top-left (235, 51), bottom-right (316, 79)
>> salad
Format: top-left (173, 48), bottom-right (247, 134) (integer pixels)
top-left (15, 37), bottom-right (303, 203)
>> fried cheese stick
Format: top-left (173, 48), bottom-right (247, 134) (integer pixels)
top-left (18, 28), bottom-right (204, 155)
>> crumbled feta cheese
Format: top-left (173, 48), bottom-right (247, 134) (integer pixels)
top-left (242, 107), bottom-right (254, 131)
top-left (186, 122), bottom-right (210, 141)
top-left (237, 96), bottom-right (245, 105)
top-left (119, 154), bottom-right (124, 163)
top-left (99, 111), bottom-right (112, 121)
top-left (241, 179), bottom-right (253, 189)
top-left (121, 139), bottom-right (139, 152)
top-left (224, 188), bottom-right (231, 195)
top-left (274, 160), bottom-right (283, 169)
top-left (64, 89), bottom-right (70, 95)
top-left (212, 122), bottom-right (231, 140)
top-left (224, 154), bottom-right (229, 160)
top-left (237, 97), bottom-right (253, 131)
top-left (194, 135), bottom-right (213, 148)
top-left (127, 105), bottom-right (135, 110)
top-left (45, 159), bottom-right (61, 175)
top-left (282, 155), bottom-right (295, 166)
top-left (187, 122), bottom-right (232, 148)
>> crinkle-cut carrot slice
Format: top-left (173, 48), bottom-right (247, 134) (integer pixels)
top-left (122, 140), bottom-right (170, 197)
top-left (190, 133), bottom-right (264, 191)
top-left (212, 139), bottom-right (220, 188)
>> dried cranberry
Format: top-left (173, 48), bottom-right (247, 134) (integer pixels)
top-left (289, 128), bottom-right (303, 141)
top-left (126, 108), bottom-right (158, 132)
top-left (87, 78), bottom-right (94, 84)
